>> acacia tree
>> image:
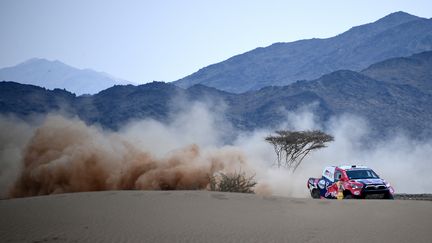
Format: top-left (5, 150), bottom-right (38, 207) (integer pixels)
top-left (265, 130), bottom-right (334, 172)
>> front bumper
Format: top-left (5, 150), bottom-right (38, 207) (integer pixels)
top-left (361, 185), bottom-right (391, 198)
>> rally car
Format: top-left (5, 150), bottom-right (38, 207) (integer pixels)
top-left (307, 165), bottom-right (394, 199)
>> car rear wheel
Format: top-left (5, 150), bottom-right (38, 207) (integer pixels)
top-left (344, 194), bottom-right (354, 199)
top-left (311, 189), bottom-right (320, 199)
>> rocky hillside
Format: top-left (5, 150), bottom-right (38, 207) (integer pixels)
top-left (174, 12), bottom-right (432, 93)
top-left (362, 51), bottom-right (432, 93)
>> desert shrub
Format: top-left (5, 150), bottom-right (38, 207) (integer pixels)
top-left (210, 171), bottom-right (257, 193)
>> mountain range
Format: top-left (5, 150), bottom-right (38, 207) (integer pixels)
top-left (0, 58), bottom-right (130, 95)
top-left (174, 11), bottom-right (432, 93)
top-left (1, 50), bottom-right (432, 138)
top-left (1, 11), bottom-right (432, 138)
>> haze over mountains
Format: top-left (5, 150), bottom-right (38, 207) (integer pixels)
top-left (0, 58), bottom-right (130, 95)
top-left (1, 50), bottom-right (432, 138)
top-left (174, 11), bottom-right (432, 93)
top-left (1, 11), bottom-right (432, 138)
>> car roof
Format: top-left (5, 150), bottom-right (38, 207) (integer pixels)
top-left (338, 165), bottom-right (370, 170)
top-left (322, 165), bottom-right (372, 181)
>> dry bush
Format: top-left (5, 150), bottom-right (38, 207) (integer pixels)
top-left (210, 171), bottom-right (257, 193)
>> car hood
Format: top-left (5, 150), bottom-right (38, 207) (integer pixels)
top-left (352, 178), bottom-right (385, 185)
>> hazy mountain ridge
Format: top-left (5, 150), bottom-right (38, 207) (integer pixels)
top-left (174, 11), bottom-right (432, 93)
top-left (1, 12), bottom-right (432, 137)
top-left (1, 50), bottom-right (432, 137)
top-left (0, 58), bottom-right (130, 95)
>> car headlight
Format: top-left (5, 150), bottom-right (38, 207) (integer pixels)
top-left (384, 181), bottom-right (391, 188)
top-left (350, 183), bottom-right (363, 189)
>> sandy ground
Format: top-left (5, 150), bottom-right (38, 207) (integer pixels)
top-left (1, 191), bottom-right (431, 243)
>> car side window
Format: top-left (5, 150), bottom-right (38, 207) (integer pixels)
top-left (334, 171), bottom-right (342, 182)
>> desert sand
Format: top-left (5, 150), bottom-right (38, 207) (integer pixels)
top-left (1, 191), bottom-right (431, 243)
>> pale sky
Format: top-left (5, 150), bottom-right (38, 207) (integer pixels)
top-left (0, 0), bottom-right (431, 84)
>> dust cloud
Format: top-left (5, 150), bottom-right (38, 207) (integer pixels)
top-left (0, 101), bottom-right (431, 198)
top-left (1, 103), bottom-right (249, 198)
top-left (239, 111), bottom-right (432, 197)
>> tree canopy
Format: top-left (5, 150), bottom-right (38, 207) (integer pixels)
top-left (265, 130), bottom-right (334, 172)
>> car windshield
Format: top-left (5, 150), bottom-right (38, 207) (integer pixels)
top-left (346, 169), bottom-right (379, 179)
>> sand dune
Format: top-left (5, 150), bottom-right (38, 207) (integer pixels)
top-left (1, 191), bottom-right (431, 243)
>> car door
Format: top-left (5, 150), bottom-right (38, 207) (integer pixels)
top-left (326, 169), bottom-right (343, 198)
